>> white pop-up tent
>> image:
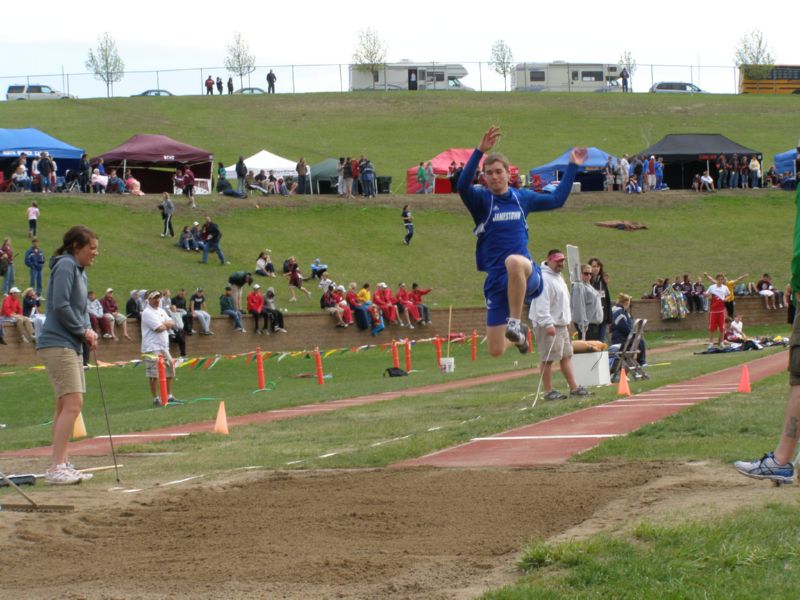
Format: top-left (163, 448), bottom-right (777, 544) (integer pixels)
top-left (224, 150), bottom-right (306, 180)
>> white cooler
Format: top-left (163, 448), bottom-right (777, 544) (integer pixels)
top-left (571, 351), bottom-right (610, 387)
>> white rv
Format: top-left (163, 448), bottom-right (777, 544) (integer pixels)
top-left (349, 62), bottom-right (472, 91)
top-left (511, 62), bottom-right (623, 92)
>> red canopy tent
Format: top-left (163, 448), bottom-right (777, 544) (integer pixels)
top-left (92, 134), bottom-right (214, 194)
top-left (406, 148), bottom-right (519, 194)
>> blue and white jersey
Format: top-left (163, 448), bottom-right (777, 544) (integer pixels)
top-left (457, 148), bottom-right (577, 273)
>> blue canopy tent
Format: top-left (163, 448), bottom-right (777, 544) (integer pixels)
top-left (0, 128), bottom-right (84, 180)
top-left (530, 147), bottom-right (617, 191)
top-left (774, 149), bottom-right (797, 177)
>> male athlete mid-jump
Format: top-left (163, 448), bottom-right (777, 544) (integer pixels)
top-left (457, 125), bottom-right (587, 356)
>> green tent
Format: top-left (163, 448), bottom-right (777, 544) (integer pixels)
top-left (310, 158), bottom-right (339, 194)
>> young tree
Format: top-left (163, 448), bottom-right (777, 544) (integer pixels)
top-left (225, 32), bottom-right (256, 90)
top-left (352, 28), bottom-right (388, 90)
top-left (489, 40), bottom-right (514, 91)
top-left (619, 51), bottom-right (637, 92)
top-left (734, 29), bottom-right (775, 92)
top-left (85, 32), bottom-right (125, 98)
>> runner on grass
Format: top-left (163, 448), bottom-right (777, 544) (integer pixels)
top-left (457, 125), bottom-right (587, 356)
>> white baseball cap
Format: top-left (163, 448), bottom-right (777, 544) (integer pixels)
top-left (253, 283), bottom-right (261, 289)
top-left (9, 286), bottom-right (20, 293)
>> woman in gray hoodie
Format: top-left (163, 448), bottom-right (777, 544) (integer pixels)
top-left (36, 225), bottom-right (99, 485)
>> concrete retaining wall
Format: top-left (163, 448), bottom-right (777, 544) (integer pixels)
top-left (0, 297), bottom-right (789, 367)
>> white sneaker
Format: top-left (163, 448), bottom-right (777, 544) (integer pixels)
top-left (45, 464), bottom-right (89, 485)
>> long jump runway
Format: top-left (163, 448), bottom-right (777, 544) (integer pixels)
top-left (1, 350), bottom-right (787, 462)
top-left (395, 350), bottom-right (788, 468)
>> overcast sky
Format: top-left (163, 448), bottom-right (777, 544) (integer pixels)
top-left (0, 0), bottom-right (794, 97)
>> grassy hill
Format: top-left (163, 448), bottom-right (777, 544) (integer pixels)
top-left (1, 92), bottom-right (799, 190)
top-left (1, 92), bottom-right (797, 309)
top-left (0, 190), bottom-right (793, 311)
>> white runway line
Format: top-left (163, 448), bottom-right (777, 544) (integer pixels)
top-left (162, 475), bottom-right (204, 486)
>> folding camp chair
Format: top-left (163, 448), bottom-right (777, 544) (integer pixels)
top-left (609, 318), bottom-right (648, 382)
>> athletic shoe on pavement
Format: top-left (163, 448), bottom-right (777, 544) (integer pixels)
top-left (544, 390), bottom-right (567, 401)
top-left (570, 386), bottom-right (593, 397)
top-left (505, 321), bottom-right (529, 354)
top-left (734, 452), bottom-right (794, 484)
top-left (45, 464), bottom-right (86, 485)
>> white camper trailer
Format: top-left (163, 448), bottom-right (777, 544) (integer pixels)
top-left (511, 62), bottom-right (623, 92)
top-left (349, 62), bottom-right (472, 91)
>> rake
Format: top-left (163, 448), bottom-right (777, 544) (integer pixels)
top-left (0, 470), bottom-right (74, 513)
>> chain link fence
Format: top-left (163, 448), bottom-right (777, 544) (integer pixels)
top-left (0, 62), bottom-right (744, 99)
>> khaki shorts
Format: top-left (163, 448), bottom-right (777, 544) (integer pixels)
top-left (533, 325), bottom-right (573, 363)
top-left (144, 350), bottom-right (175, 379)
top-left (105, 313), bottom-right (127, 325)
top-left (38, 347), bottom-right (85, 398)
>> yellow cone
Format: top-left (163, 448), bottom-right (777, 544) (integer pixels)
top-left (72, 412), bottom-right (87, 440)
top-left (214, 401), bottom-right (229, 435)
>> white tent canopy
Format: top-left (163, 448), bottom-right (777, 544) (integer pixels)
top-left (224, 150), bottom-right (306, 180)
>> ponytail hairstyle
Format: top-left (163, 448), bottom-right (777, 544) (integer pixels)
top-left (54, 225), bottom-right (97, 257)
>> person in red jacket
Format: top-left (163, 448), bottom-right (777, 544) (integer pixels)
top-left (372, 282), bottom-right (398, 324)
top-left (333, 285), bottom-right (353, 325)
top-left (247, 283), bottom-right (266, 333)
top-left (395, 282), bottom-right (420, 328)
top-left (2, 286), bottom-right (34, 342)
top-left (410, 282), bottom-right (432, 325)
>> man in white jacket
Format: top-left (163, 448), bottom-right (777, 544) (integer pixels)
top-left (529, 249), bottom-right (592, 401)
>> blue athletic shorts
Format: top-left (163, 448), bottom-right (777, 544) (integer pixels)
top-left (484, 261), bottom-right (543, 326)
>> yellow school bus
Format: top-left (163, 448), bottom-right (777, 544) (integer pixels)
top-left (739, 65), bottom-right (800, 94)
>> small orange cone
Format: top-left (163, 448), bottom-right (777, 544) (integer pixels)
top-left (617, 368), bottom-right (631, 397)
top-left (738, 364), bottom-right (751, 393)
top-left (72, 411), bottom-right (87, 439)
top-left (214, 401), bottom-right (229, 435)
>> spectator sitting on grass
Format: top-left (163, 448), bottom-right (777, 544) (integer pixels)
top-left (255, 250), bottom-right (276, 277)
top-left (216, 174), bottom-right (247, 198)
top-left (357, 282), bottom-right (372, 305)
top-left (179, 226), bottom-right (195, 251)
top-left (220, 286), bottom-right (245, 332)
top-left (190, 221), bottom-right (204, 252)
top-left (107, 169), bottom-right (126, 194)
top-left (246, 170), bottom-right (269, 196)
top-left (310, 258), bottom-right (328, 279)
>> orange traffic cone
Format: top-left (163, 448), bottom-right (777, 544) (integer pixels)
top-left (617, 368), bottom-right (631, 397)
top-left (72, 411), bottom-right (87, 440)
top-left (738, 364), bottom-right (751, 393)
top-left (214, 401), bottom-right (229, 435)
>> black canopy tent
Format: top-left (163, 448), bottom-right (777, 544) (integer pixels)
top-left (639, 134), bottom-right (761, 189)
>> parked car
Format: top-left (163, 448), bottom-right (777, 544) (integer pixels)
top-left (234, 87), bottom-right (266, 95)
top-left (6, 84), bottom-right (75, 100)
top-left (133, 89), bottom-right (173, 97)
top-left (649, 81), bottom-right (707, 94)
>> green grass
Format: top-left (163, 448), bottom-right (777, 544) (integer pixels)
top-left (0, 191), bottom-right (795, 312)
top-left (1, 91), bottom-right (799, 190)
top-left (483, 504), bottom-right (800, 599)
